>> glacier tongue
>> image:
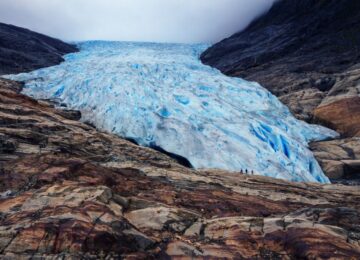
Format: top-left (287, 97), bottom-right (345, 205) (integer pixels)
top-left (6, 41), bottom-right (338, 183)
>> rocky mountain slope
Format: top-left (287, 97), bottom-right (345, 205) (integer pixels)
top-left (0, 22), bottom-right (78, 75)
top-left (0, 78), bottom-right (360, 259)
top-left (201, 0), bottom-right (360, 181)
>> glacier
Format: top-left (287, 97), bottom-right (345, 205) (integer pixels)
top-left (6, 41), bottom-right (339, 183)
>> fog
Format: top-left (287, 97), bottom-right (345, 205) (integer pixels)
top-left (0, 0), bottom-right (275, 43)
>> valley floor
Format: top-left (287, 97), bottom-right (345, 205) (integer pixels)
top-left (0, 78), bottom-right (360, 259)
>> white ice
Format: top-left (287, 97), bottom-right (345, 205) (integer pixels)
top-left (6, 41), bottom-right (339, 183)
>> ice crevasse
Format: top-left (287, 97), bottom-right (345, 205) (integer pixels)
top-left (6, 41), bottom-right (339, 183)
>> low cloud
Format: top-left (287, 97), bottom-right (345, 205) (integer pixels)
top-left (0, 0), bottom-right (275, 43)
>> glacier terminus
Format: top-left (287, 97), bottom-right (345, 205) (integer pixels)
top-left (6, 41), bottom-right (339, 183)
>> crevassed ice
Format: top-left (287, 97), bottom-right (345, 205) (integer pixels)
top-left (6, 41), bottom-right (338, 183)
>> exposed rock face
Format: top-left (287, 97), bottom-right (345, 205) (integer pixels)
top-left (310, 138), bottom-right (360, 181)
top-left (1, 78), bottom-right (360, 258)
top-left (313, 97), bottom-right (360, 137)
top-left (201, 0), bottom-right (360, 181)
top-left (0, 23), bottom-right (78, 75)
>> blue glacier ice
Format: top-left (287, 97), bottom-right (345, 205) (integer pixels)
top-left (5, 41), bottom-right (339, 183)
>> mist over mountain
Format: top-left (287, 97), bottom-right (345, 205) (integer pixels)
top-left (0, 0), bottom-right (275, 43)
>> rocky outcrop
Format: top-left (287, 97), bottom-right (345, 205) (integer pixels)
top-left (0, 23), bottom-right (78, 75)
top-left (313, 97), bottom-right (360, 137)
top-left (201, 0), bottom-right (360, 181)
top-left (310, 138), bottom-right (360, 182)
top-left (0, 79), bottom-right (360, 258)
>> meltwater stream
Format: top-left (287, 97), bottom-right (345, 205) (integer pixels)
top-left (6, 41), bottom-right (338, 183)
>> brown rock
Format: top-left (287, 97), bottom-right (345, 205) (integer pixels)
top-left (311, 137), bottom-right (360, 180)
top-left (320, 160), bottom-right (345, 179)
top-left (0, 78), bottom-right (360, 258)
top-left (314, 97), bottom-right (360, 137)
top-left (342, 160), bottom-right (360, 179)
top-left (125, 206), bottom-right (198, 233)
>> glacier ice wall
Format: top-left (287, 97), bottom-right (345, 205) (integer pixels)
top-left (6, 41), bottom-right (338, 183)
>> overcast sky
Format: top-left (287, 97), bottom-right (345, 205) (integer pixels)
top-left (0, 0), bottom-right (275, 43)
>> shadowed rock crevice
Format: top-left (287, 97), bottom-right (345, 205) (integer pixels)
top-left (148, 144), bottom-right (193, 168)
top-left (124, 137), bottom-right (194, 168)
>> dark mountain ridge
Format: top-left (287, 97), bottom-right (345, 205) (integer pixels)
top-left (202, 0), bottom-right (360, 85)
top-left (0, 22), bottom-right (78, 75)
